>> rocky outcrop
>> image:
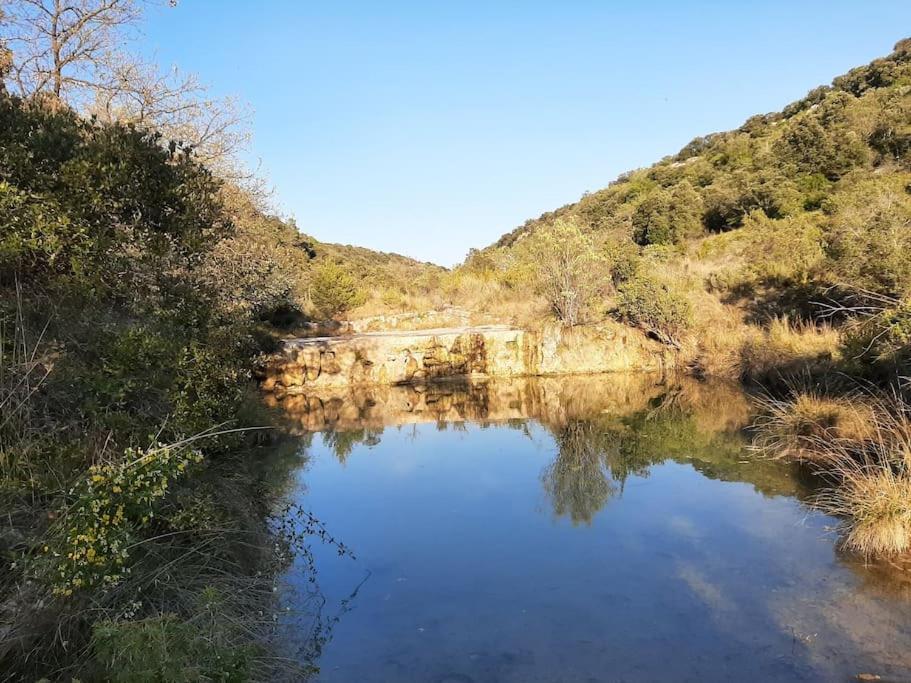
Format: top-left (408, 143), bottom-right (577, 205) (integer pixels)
top-left (259, 321), bottom-right (675, 395)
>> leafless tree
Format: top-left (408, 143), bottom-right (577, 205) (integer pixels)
top-left (0, 0), bottom-right (252, 168)
top-left (3, 0), bottom-right (142, 102)
top-left (0, 6), bottom-right (12, 88)
top-left (89, 60), bottom-right (253, 169)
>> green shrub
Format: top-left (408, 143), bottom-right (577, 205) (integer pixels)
top-left (603, 238), bottom-right (641, 286)
top-left (616, 274), bottom-right (691, 347)
top-left (742, 212), bottom-right (825, 285)
top-left (91, 614), bottom-right (255, 683)
top-left (43, 443), bottom-right (203, 596)
top-left (773, 115), bottom-right (869, 180)
top-left (525, 218), bottom-right (606, 326)
top-left (823, 184), bottom-right (911, 298)
top-left (631, 182), bottom-right (703, 245)
top-left (309, 261), bottom-right (366, 319)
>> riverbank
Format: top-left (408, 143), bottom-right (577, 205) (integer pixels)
top-left (0, 91), bottom-right (337, 680)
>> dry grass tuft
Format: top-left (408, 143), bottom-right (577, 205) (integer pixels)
top-left (739, 316), bottom-right (842, 382)
top-left (754, 389), bottom-right (911, 557)
top-left (753, 392), bottom-right (879, 462)
top-left (817, 464), bottom-right (911, 557)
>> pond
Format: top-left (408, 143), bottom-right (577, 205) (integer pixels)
top-left (268, 374), bottom-right (911, 682)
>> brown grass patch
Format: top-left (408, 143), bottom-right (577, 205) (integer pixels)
top-left (754, 390), bottom-right (911, 557)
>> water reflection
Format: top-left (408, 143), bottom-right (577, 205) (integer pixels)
top-left (268, 374), bottom-right (810, 524)
top-left (542, 421), bottom-right (619, 524)
top-left (267, 374), bottom-right (911, 682)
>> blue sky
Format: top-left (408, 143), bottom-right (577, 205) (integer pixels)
top-left (143, 2), bottom-right (911, 266)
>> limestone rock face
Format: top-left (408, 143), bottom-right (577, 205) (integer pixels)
top-left (259, 321), bottom-right (673, 394)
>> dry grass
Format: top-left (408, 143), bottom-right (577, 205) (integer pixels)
top-left (754, 389), bottom-right (911, 557)
top-left (753, 392), bottom-right (879, 462)
top-left (739, 316), bottom-right (842, 381)
top-left (817, 464), bottom-right (911, 557)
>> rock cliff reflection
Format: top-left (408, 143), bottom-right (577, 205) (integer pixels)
top-left (268, 374), bottom-right (808, 523)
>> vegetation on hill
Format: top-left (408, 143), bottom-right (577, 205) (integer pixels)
top-left (455, 39), bottom-right (911, 372)
top-left (450, 39), bottom-right (911, 558)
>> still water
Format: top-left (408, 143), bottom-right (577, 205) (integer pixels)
top-left (269, 375), bottom-right (911, 682)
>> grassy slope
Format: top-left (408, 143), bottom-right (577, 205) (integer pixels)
top-left (461, 38), bottom-right (911, 379)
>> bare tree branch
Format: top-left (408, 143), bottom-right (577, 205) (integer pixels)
top-left (0, 0), bottom-right (253, 170)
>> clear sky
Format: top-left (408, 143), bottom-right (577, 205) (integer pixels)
top-left (142, 1), bottom-right (911, 266)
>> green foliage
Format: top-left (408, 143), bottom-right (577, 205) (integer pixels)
top-left (309, 261), bottom-right (367, 319)
top-left (44, 444), bottom-right (203, 596)
top-left (631, 181), bottom-right (703, 245)
top-left (742, 212), bottom-right (825, 285)
top-left (91, 614), bottom-right (255, 682)
top-left (823, 182), bottom-right (911, 298)
top-left (603, 237), bottom-right (641, 286)
top-left (702, 169), bottom-right (802, 232)
top-left (470, 39), bottom-right (911, 383)
top-left (616, 274), bottom-right (691, 347)
top-left (0, 181), bottom-right (87, 279)
top-left (0, 96), bottom-right (227, 293)
top-left (0, 91), bottom-right (311, 679)
top-left (525, 218), bottom-right (606, 326)
top-left (773, 115), bottom-right (869, 180)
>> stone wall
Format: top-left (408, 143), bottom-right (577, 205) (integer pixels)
top-left (259, 321), bottom-right (674, 395)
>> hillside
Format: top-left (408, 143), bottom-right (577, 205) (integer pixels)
top-left (452, 38), bottom-right (911, 380)
top-left (484, 37), bottom-right (911, 254)
top-left (211, 187), bottom-right (446, 324)
top-left (309, 238), bottom-right (445, 301)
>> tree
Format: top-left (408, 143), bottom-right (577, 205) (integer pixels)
top-left (631, 182), bottom-right (703, 245)
top-left (542, 421), bottom-right (617, 525)
top-left (0, 6), bottom-right (11, 90)
top-left (773, 115), bottom-right (869, 180)
top-left (527, 218), bottom-right (605, 326)
top-left (0, 0), bottom-right (250, 168)
top-left (3, 0), bottom-right (143, 101)
top-left (616, 274), bottom-right (691, 348)
top-left (309, 261), bottom-right (366, 319)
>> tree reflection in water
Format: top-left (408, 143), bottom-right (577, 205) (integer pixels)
top-left (269, 374), bottom-right (808, 526)
top-left (542, 420), bottom-right (620, 525)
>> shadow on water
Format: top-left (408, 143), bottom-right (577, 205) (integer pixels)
top-left (264, 374), bottom-right (911, 682)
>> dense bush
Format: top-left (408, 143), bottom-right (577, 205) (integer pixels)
top-left (823, 183), bottom-right (911, 299)
top-left (631, 182), bottom-right (703, 245)
top-left (0, 91), bottom-right (311, 678)
top-left (309, 260), bottom-right (367, 319)
top-left (616, 274), bottom-right (691, 348)
top-left (742, 212), bottom-right (825, 286)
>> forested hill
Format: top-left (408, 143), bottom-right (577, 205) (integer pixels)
top-left (477, 37), bottom-right (911, 258)
top-left (309, 238), bottom-right (445, 292)
top-left (449, 38), bottom-right (911, 377)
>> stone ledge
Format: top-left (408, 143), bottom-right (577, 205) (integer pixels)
top-left (259, 322), bottom-right (674, 394)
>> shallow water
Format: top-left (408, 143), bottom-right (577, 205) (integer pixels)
top-left (271, 375), bottom-right (911, 682)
